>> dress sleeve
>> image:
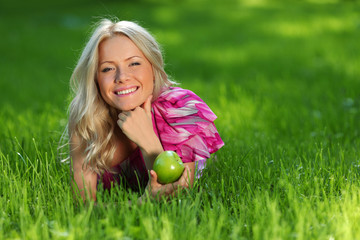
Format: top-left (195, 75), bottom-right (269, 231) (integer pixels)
top-left (151, 87), bottom-right (224, 164)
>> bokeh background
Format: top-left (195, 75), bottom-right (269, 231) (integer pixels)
top-left (1, 0), bottom-right (359, 145)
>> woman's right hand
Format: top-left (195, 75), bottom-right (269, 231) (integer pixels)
top-left (117, 95), bottom-right (163, 170)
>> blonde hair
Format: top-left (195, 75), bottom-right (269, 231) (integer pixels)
top-left (67, 18), bottom-right (176, 174)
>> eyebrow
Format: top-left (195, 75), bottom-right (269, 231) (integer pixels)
top-left (126, 56), bottom-right (142, 61)
top-left (99, 56), bottom-right (142, 65)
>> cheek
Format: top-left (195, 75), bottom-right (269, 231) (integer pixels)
top-left (97, 80), bottom-right (105, 93)
top-left (146, 68), bottom-right (155, 91)
top-left (97, 78), bottom-right (111, 98)
top-left (98, 74), bottom-right (111, 89)
top-left (146, 78), bottom-right (154, 94)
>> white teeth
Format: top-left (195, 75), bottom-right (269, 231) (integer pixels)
top-left (116, 87), bottom-right (137, 95)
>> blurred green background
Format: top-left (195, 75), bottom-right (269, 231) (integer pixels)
top-left (0, 0), bottom-right (359, 150)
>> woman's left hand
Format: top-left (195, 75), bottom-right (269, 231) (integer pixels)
top-left (142, 164), bottom-right (195, 201)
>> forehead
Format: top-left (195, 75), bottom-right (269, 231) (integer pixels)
top-left (98, 34), bottom-right (145, 60)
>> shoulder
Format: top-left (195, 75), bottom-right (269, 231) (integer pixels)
top-left (151, 88), bottom-right (224, 163)
top-left (153, 87), bottom-right (217, 122)
top-left (157, 87), bottom-right (201, 102)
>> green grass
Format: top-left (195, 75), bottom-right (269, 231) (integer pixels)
top-left (1, 0), bottom-right (360, 239)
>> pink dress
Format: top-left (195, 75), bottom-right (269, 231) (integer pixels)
top-left (101, 87), bottom-right (224, 191)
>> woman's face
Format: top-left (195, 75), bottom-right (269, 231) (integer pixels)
top-left (97, 35), bottom-right (154, 111)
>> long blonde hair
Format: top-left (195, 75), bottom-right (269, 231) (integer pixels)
top-left (67, 18), bottom-right (176, 174)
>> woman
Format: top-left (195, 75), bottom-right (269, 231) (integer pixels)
top-left (68, 18), bottom-right (224, 202)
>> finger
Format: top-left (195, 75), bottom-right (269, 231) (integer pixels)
top-left (170, 167), bottom-right (190, 197)
top-left (142, 95), bottom-right (153, 118)
top-left (118, 111), bottom-right (131, 119)
top-left (150, 170), bottom-right (160, 186)
top-left (118, 114), bottom-right (127, 122)
top-left (179, 166), bottom-right (190, 188)
top-left (117, 119), bottom-right (123, 128)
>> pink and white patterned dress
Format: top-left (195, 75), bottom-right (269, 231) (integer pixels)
top-left (101, 87), bottom-right (224, 191)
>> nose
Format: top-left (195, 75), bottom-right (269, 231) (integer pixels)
top-left (115, 68), bottom-right (130, 83)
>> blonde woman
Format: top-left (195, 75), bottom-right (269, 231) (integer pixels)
top-left (68, 18), bottom-right (224, 202)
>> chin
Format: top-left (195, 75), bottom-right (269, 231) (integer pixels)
top-left (118, 103), bottom-right (140, 111)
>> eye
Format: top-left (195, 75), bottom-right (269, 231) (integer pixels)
top-left (130, 62), bottom-right (140, 67)
top-left (101, 67), bottom-right (114, 73)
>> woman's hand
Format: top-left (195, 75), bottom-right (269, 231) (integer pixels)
top-left (117, 95), bottom-right (163, 169)
top-left (141, 163), bottom-right (195, 202)
top-left (117, 95), bottom-right (155, 147)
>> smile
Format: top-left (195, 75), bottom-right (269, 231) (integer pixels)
top-left (115, 87), bottom-right (138, 96)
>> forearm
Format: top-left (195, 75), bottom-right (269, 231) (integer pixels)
top-left (73, 173), bottom-right (97, 201)
top-left (139, 134), bottom-right (164, 170)
top-left (69, 132), bottom-right (98, 201)
top-left (71, 161), bottom-right (98, 202)
top-left (117, 101), bottom-right (165, 170)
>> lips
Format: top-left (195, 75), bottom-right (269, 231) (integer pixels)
top-left (114, 86), bottom-right (138, 96)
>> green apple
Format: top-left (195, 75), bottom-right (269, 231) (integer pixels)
top-left (153, 151), bottom-right (185, 184)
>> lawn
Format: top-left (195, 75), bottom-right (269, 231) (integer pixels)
top-left (1, 0), bottom-right (360, 239)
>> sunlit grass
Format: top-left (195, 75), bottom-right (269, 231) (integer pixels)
top-left (1, 0), bottom-right (360, 239)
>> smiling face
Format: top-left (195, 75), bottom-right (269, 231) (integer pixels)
top-left (97, 35), bottom-right (154, 111)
